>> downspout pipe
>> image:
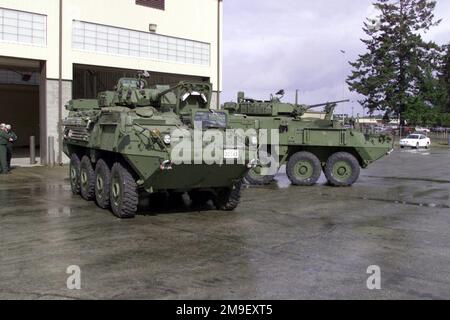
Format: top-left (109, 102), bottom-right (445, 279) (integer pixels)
top-left (217, 0), bottom-right (222, 109)
top-left (58, 0), bottom-right (63, 165)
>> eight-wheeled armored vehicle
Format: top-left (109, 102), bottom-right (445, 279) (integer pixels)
top-left (63, 78), bottom-right (258, 218)
top-left (224, 91), bottom-right (394, 187)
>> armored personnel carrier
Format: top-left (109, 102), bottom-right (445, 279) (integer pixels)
top-left (224, 91), bottom-right (393, 187)
top-left (63, 77), bottom-right (258, 218)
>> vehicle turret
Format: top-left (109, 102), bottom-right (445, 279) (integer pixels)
top-left (97, 78), bottom-right (211, 113)
top-left (225, 90), bottom-right (349, 120)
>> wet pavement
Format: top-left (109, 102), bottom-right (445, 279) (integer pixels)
top-left (0, 147), bottom-right (450, 300)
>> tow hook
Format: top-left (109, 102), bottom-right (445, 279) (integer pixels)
top-left (160, 160), bottom-right (173, 171)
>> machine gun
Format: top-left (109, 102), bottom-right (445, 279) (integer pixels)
top-left (307, 99), bottom-right (350, 109)
top-left (294, 99), bottom-right (350, 120)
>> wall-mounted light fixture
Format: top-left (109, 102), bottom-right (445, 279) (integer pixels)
top-left (149, 24), bottom-right (157, 33)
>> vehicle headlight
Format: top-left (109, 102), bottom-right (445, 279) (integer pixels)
top-left (163, 134), bottom-right (171, 145)
top-left (250, 136), bottom-right (258, 146)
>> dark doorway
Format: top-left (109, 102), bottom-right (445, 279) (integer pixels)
top-left (0, 64), bottom-right (40, 162)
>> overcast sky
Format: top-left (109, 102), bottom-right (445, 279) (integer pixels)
top-left (222, 0), bottom-right (450, 116)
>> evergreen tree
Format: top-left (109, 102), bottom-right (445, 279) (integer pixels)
top-left (347, 0), bottom-right (443, 121)
top-left (443, 44), bottom-right (450, 113)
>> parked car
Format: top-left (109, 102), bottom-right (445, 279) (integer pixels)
top-left (415, 127), bottom-right (431, 133)
top-left (400, 134), bottom-right (431, 149)
top-left (431, 127), bottom-right (446, 133)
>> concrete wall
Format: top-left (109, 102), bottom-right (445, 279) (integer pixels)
top-left (43, 79), bottom-right (71, 163)
top-left (211, 91), bottom-right (218, 110)
top-left (0, 1), bottom-right (59, 76)
top-left (0, 0), bottom-right (223, 164)
top-left (0, 0), bottom-right (222, 90)
top-left (303, 111), bottom-right (326, 120)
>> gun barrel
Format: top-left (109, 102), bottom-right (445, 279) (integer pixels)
top-left (156, 82), bottom-right (184, 99)
top-left (308, 99), bottom-right (350, 109)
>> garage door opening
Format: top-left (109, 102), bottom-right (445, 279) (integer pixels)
top-left (0, 59), bottom-right (41, 166)
top-left (73, 64), bottom-right (209, 99)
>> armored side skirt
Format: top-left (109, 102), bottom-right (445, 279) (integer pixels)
top-left (125, 155), bottom-right (248, 191)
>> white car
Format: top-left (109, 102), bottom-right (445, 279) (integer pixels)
top-left (400, 134), bottom-right (431, 149)
top-left (415, 127), bottom-right (431, 133)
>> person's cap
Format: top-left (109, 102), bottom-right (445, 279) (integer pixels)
top-left (5, 125), bottom-right (11, 130)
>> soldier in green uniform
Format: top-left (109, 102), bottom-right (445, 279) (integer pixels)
top-left (0, 123), bottom-right (12, 175)
top-left (5, 125), bottom-right (17, 171)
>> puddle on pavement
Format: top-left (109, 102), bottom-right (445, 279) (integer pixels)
top-left (248, 166), bottom-right (450, 210)
top-left (366, 175), bottom-right (450, 184)
top-left (47, 207), bottom-right (73, 217)
top-left (353, 196), bottom-right (450, 209)
top-left (399, 149), bottom-right (432, 156)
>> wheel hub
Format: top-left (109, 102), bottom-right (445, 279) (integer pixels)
top-left (333, 161), bottom-right (352, 181)
top-left (252, 166), bottom-right (262, 175)
top-left (295, 161), bottom-right (313, 179)
top-left (70, 167), bottom-right (77, 183)
top-left (81, 170), bottom-right (87, 184)
top-left (112, 180), bottom-right (121, 205)
top-left (97, 176), bottom-right (104, 193)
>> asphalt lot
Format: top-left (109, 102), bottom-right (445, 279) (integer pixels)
top-left (1, 147), bottom-right (449, 300)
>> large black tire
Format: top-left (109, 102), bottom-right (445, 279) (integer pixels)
top-left (244, 153), bottom-right (277, 185)
top-left (69, 154), bottom-right (81, 195)
top-left (110, 163), bottom-right (138, 219)
top-left (80, 156), bottom-right (95, 201)
top-left (214, 180), bottom-right (243, 211)
top-left (244, 168), bottom-right (276, 185)
top-left (95, 159), bottom-right (111, 209)
top-left (324, 152), bottom-right (360, 187)
top-left (286, 151), bottom-right (322, 186)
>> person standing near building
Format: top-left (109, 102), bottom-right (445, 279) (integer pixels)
top-left (6, 125), bottom-right (17, 171)
top-left (0, 123), bottom-right (12, 175)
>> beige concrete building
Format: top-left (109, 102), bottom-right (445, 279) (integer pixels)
top-left (303, 110), bottom-right (326, 120)
top-left (0, 0), bottom-right (222, 164)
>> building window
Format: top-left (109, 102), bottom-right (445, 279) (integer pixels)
top-left (136, 0), bottom-right (165, 10)
top-left (72, 21), bottom-right (210, 66)
top-left (0, 7), bottom-right (46, 46)
top-left (0, 70), bottom-right (40, 85)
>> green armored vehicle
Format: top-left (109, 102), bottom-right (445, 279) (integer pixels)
top-left (63, 77), bottom-right (258, 218)
top-left (224, 91), bottom-right (393, 187)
